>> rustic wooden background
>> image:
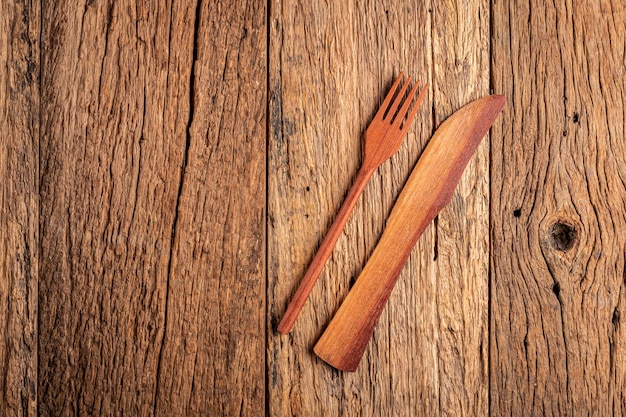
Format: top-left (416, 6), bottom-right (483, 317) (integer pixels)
top-left (1, 0), bottom-right (624, 415)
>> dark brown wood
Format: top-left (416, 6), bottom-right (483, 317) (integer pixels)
top-left (491, 0), bottom-right (626, 415)
top-left (277, 74), bottom-right (426, 334)
top-left (39, 0), bottom-right (265, 416)
top-left (0, 0), bottom-right (39, 416)
top-left (39, 0), bottom-right (190, 413)
top-left (314, 95), bottom-right (505, 371)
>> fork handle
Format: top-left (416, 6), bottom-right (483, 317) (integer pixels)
top-left (277, 166), bottom-right (375, 334)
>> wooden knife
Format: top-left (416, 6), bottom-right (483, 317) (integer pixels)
top-left (314, 95), bottom-right (506, 371)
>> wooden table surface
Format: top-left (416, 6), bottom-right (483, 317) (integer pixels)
top-left (1, 0), bottom-right (625, 415)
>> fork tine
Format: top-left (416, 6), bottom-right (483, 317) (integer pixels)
top-left (399, 83), bottom-right (428, 136)
top-left (392, 80), bottom-right (422, 128)
top-left (374, 72), bottom-right (404, 120)
top-left (385, 75), bottom-right (412, 121)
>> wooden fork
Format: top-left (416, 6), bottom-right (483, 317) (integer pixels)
top-left (278, 73), bottom-right (428, 334)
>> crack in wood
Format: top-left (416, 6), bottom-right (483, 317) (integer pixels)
top-left (153, 1), bottom-right (202, 416)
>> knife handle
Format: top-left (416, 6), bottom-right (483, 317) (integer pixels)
top-left (313, 162), bottom-right (442, 371)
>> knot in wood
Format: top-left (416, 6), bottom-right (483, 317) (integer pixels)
top-left (549, 221), bottom-right (577, 251)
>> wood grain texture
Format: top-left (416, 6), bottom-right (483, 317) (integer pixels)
top-left (39, 0), bottom-right (190, 414)
top-left (431, 0), bottom-right (491, 415)
top-left (268, 0), bottom-right (489, 415)
top-left (2, 0), bottom-right (623, 414)
top-left (39, 0), bottom-right (265, 416)
top-left (491, 0), bottom-right (626, 415)
top-left (153, 0), bottom-right (266, 415)
top-left (0, 0), bottom-right (39, 416)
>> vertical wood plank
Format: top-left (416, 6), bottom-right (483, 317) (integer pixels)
top-left (268, 2), bottom-right (435, 414)
top-left (491, 0), bottom-right (626, 415)
top-left (39, 0), bottom-right (266, 415)
top-left (0, 0), bottom-right (39, 416)
top-left (269, 0), bottom-right (491, 414)
top-left (39, 0), bottom-right (190, 414)
top-left (431, 0), bottom-right (491, 415)
top-left (153, 0), bottom-right (266, 415)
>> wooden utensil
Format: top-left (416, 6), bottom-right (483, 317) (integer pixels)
top-left (314, 95), bottom-right (506, 371)
top-left (277, 73), bottom-right (428, 334)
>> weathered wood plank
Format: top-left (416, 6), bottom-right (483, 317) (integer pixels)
top-left (0, 0), bottom-right (39, 416)
top-left (39, 0), bottom-right (265, 415)
top-left (269, 0), bottom-right (490, 414)
top-left (267, 2), bottom-right (434, 414)
top-left (431, 0), bottom-right (491, 415)
top-left (152, 0), bottom-right (266, 415)
top-left (491, 0), bottom-right (626, 415)
top-left (39, 0), bottom-right (190, 414)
